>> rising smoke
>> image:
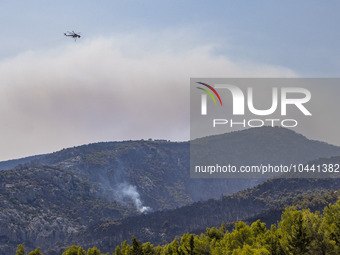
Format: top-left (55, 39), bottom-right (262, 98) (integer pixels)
top-left (115, 182), bottom-right (152, 213)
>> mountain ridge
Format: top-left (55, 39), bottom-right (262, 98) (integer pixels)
top-left (0, 127), bottom-right (340, 253)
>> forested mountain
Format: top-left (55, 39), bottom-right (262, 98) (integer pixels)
top-left (0, 127), bottom-right (340, 254)
top-left (191, 127), bottom-right (340, 172)
top-left (70, 163), bottom-right (340, 253)
top-left (5, 127), bottom-right (340, 203)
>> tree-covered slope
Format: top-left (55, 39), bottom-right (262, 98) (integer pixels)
top-left (1, 127), bottom-right (340, 254)
top-left (55, 197), bottom-right (340, 255)
top-left (71, 157), bottom-right (340, 253)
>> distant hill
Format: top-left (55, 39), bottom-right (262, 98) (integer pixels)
top-left (8, 127), bottom-right (340, 203)
top-left (0, 154), bottom-right (44, 171)
top-left (191, 126), bottom-right (340, 178)
top-left (0, 127), bottom-right (340, 254)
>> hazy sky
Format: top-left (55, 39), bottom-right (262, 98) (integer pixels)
top-left (0, 1), bottom-right (340, 161)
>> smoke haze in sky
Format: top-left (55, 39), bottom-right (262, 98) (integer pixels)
top-left (0, 33), bottom-right (296, 161)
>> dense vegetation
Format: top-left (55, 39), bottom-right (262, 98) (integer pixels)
top-left (15, 196), bottom-right (340, 254)
top-left (74, 182), bottom-right (339, 252)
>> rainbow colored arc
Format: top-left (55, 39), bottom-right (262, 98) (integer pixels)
top-left (196, 82), bottom-right (223, 106)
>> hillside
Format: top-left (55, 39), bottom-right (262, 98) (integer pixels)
top-left (0, 127), bottom-right (340, 253)
top-left (57, 197), bottom-right (340, 255)
top-left (0, 165), bottom-right (132, 253)
top-left (0, 154), bottom-right (44, 171)
top-left (70, 157), bottom-right (340, 253)
top-left (9, 127), bottom-right (340, 203)
top-left (191, 126), bottom-right (340, 179)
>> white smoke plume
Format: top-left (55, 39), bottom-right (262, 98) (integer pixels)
top-left (116, 182), bottom-right (152, 213)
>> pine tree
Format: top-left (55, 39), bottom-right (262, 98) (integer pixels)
top-left (115, 245), bottom-right (122, 255)
top-left (16, 244), bottom-right (26, 255)
top-left (87, 247), bottom-right (101, 255)
top-left (62, 245), bottom-right (86, 255)
top-left (131, 237), bottom-right (142, 255)
top-left (324, 199), bottom-right (340, 246)
top-left (28, 247), bottom-right (43, 255)
top-left (287, 213), bottom-right (310, 254)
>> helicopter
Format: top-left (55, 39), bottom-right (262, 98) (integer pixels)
top-left (64, 31), bottom-right (81, 41)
